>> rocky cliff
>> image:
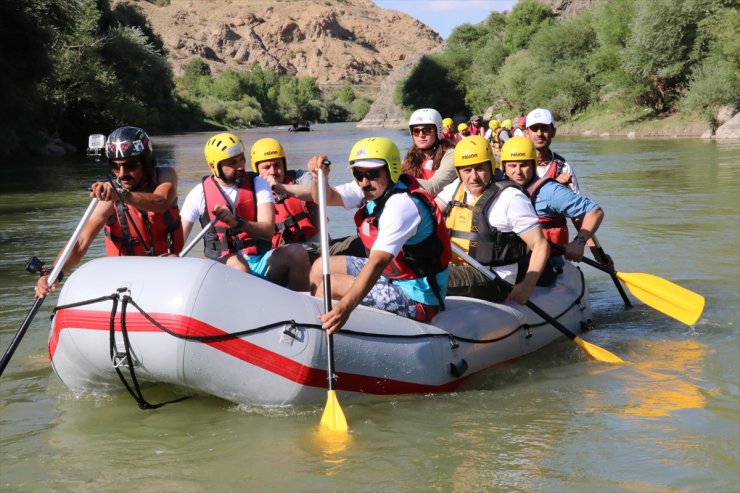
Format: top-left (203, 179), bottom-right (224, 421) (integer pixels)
top-left (124, 0), bottom-right (443, 90)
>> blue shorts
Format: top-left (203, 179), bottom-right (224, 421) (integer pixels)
top-left (239, 249), bottom-right (273, 279)
top-left (346, 256), bottom-right (419, 320)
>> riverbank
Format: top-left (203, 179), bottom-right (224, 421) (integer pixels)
top-left (555, 104), bottom-right (739, 139)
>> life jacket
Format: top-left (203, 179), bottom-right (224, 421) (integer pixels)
top-left (537, 151), bottom-right (566, 180)
top-left (198, 173), bottom-right (272, 259)
top-left (420, 157), bottom-right (436, 180)
top-left (469, 124), bottom-right (483, 136)
top-left (104, 168), bottom-right (184, 256)
top-left (271, 170), bottom-right (319, 248)
top-left (526, 176), bottom-right (569, 254)
top-left (443, 179), bottom-right (529, 267)
top-left (354, 175), bottom-right (451, 308)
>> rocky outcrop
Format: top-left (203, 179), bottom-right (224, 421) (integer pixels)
top-left (124, 0), bottom-right (443, 87)
top-left (540, 0), bottom-right (603, 18)
top-left (715, 112), bottom-right (740, 139)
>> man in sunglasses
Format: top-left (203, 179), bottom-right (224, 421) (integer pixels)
top-left (36, 126), bottom-right (183, 297)
top-left (306, 137), bottom-right (451, 334)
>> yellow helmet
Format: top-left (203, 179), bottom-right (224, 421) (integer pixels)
top-left (501, 119), bottom-right (513, 130)
top-left (348, 137), bottom-right (402, 183)
top-left (442, 117), bottom-right (454, 129)
top-left (500, 136), bottom-right (536, 163)
top-left (454, 136), bottom-right (494, 170)
top-left (250, 137), bottom-right (286, 172)
top-left (488, 119), bottom-right (500, 130)
top-left (204, 132), bottom-right (245, 179)
top-left (457, 122), bottom-right (468, 133)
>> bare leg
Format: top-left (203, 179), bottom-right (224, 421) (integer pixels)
top-left (309, 255), bottom-right (356, 298)
top-left (266, 244), bottom-right (310, 291)
top-left (221, 253), bottom-right (249, 273)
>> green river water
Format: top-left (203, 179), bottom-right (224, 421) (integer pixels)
top-left (1, 123), bottom-right (738, 492)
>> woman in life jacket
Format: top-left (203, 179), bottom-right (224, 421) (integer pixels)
top-left (401, 108), bottom-right (456, 197)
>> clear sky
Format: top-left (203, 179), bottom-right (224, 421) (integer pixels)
top-left (372, 0), bottom-right (518, 39)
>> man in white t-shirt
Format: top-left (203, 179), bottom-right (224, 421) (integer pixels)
top-left (436, 135), bottom-right (551, 304)
top-left (180, 132), bottom-right (309, 291)
top-left (526, 108), bottom-right (581, 194)
top-left (306, 137), bottom-right (451, 334)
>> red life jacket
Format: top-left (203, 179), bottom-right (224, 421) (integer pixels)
top-left (537, 152), bottom-right (566, 181)
top-left (526, 176), bottom-right (569, 254)
top-left (271, 171), bottom-right (319, 248)
top-left (420, 158), bottom-right (436, 180)
top-left (198, 173), bottom-right (271, 259)
top-left (104, 168), bottom-right (184, 256)
top-left (354, 175), bottom-right (451, 308)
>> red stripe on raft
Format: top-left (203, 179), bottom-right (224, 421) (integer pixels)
top-left (50, 309), bottom-right (467, 395)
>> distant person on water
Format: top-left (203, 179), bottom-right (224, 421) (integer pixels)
top-left (525, 108), bottom-right (580, 194)
top-left (502, 136), bottom-right (604, 267)
top-left (35, 126), bottom-right (183, 297)
top-left (498, 119), bottom-right (513, 146)
top-left (436, 135), bottom-right (551, 305)
top-left (402, 108), bottom-right (457, 196)
top-left (468, 115), bottom-right (484, 136)
top-left (179, 132), bottom-right (310, 291)
top-left (306, 137), bottom-right (451, 334)
top-left (513, 116), bottom-right (526, 137)
top-left (484, 119), bottom-right (502, 152)
top-left (456, 122), bottom-right (470, 141)
top-left (441, 117), bottom-right (455, 141)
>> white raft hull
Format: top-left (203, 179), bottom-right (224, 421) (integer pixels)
top-left (49, 257), bottom-right (592, 405)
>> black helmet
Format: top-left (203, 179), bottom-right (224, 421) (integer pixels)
top-left (105, 126), bottom-right (155, 169)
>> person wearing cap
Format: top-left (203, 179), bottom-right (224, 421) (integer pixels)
top-left (513, 116), bottom-right (526, 137)
top-left (306, 137), bottom-right (451, 334)
top-left (468, 115), bottom-right (484, 136)
top-left (180, 132), bottom-right (310, 291)
top-left (402, 108), bottom-right (457, 197)
top-left (36, 126), bottom-right (184, 298)
top-left (436, 135), bottom-right (552, 304)
top-left (525, 108), bottom-right (581, 194)
top-left (501, 136), bottom-right (604, 267)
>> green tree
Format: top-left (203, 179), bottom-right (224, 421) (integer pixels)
top-left (503, 0), bottom-right (555, 52)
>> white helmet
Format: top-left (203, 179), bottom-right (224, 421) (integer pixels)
top-left (408, 108), bottom-right (443, 139)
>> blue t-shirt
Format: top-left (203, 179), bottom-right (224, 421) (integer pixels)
top-left (534, 180), bottom-right (599, 219)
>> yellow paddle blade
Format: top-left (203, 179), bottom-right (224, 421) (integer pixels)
top-left (617, 272), bottom-right (705, 326)
top-left (574, 336), bottom-right (624, 364)
top-left (319, 390), bottom-right (348, 433)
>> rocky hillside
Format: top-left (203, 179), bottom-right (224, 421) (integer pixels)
top-left (123, 0), bottom-right (443, 89)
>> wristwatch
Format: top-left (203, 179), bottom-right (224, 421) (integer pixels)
top-left (574, 234), bottom-right (587, 246)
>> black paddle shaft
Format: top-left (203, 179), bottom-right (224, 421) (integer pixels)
top-left (0, 296), bottom-right (45, 376)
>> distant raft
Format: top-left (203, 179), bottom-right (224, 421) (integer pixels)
top-left (49, 256), bottom-right (592, 406)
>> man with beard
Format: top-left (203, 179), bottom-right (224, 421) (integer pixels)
top-left (306, 137), bottom-right (451, 334)
top-left (180, 132), bottom-right (309, 291)
top-left (525, 108), bottom-right (581, 194)
top-left (36, 126), bottom-right (183, 297)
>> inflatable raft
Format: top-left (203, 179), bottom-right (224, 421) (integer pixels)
top-left (48, 257), bottom-right (592, 406)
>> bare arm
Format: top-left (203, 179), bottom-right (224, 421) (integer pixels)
top-left (212, 202), bottom-right (275, 241)
top-left (91, 167), bottom-right (178, 213)
top-left (273, 182), bottom-right (313, 202)
top-left (506, 226), bottom-right (549, 304)
top-left (564, 208), bottom-right (604, 261)
top-left (35, 201), bottom-right (113, 297)
top-left (320, 250), bottom-right (394, 334)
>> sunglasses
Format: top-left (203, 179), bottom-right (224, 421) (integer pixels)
top-left (411, 126), bottom-right (435, 137)
top-left (352, 168), bottom-right (383, 182)
top-left (109, 160), bottom-right (141, 171)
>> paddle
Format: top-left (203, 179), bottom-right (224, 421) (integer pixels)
top-left (450, 243), bottom-right (624, 364)
top-left (591, 235), bottom-right (632, 308)
top-left (0, 198), bottom-right (99, 377)
top-left (316, 160), bottom-right (348, 433)
top-left (179, 218), bottom-right (217, 258)
top-left (549, 241), bottom-right (704, 326)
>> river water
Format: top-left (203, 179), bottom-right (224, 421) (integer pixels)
top-left (1, 123), bottom-right (738, 492)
